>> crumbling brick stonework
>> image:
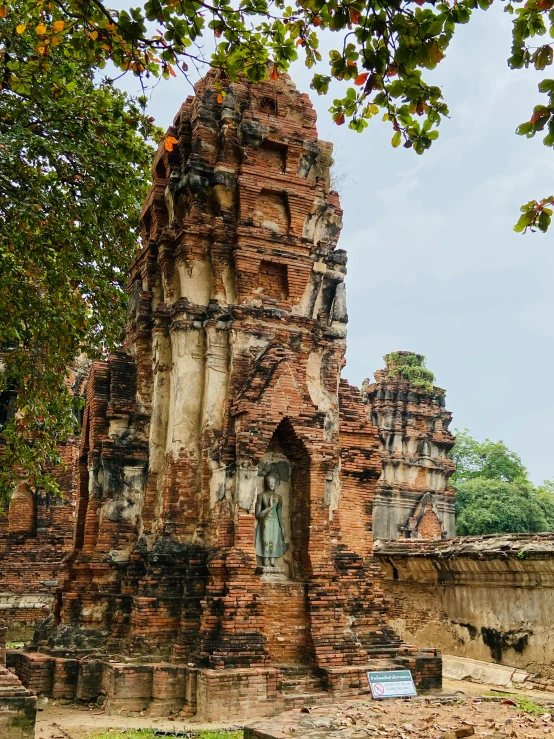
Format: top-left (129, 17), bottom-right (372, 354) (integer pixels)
top-left (0, 442), bottom-right (81, 641)
top-left (362, 354), bottom-right (456, 541)
top-left (0, 363), bottom-right (88, 641)
top-left (0, 621), bottom-right (36, 739)
top-left (9, 70), bottom-right (441, 719)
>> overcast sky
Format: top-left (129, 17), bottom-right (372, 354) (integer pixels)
top-left (120, 6), bottom-right (554, 482)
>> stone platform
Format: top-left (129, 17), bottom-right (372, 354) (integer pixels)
top-left (8, 649), bottom-right (441, 721)
top-left (0, 624), bottom-right (36, 739)
top-left (0, 665), bottom-right (36, 739)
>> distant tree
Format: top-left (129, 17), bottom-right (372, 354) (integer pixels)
top-left (535, 479), bottom-right (554, 528)
top-left (455, 479), bottom-right (551, 535)
top-left (451, 431), bottom-right (554, 535)
top-left (450, 429), bottom-right (528, 486)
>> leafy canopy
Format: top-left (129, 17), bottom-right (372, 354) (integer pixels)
top-left (451, 430), bottom-right (554, 535)
top-left (1, 0), bottom-right (553, 497)
top-left (450, 429), bottom-right (528, 486)
top-left (3, 0), bottom-right (553, 223)
top-left (455, 478), bottom-right (553, 535)
top-left (0, 1), bottom-right (160, 502)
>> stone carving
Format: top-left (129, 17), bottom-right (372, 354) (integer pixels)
top-left (254, 473), bottom-right (288, 569)
top-left (331, 281), bottom-right (348, 324)
top-left (126, 279), bottom-right (142, 326)
top-left (164, 167), bottom-right (181, 225)
top-left (418, 439), bottom-right (432, 458)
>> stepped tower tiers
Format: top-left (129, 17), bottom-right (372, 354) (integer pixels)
top-left (14, 70), bottom-right (441, 720)
top-left (362, 352), bottom-right (456, 541)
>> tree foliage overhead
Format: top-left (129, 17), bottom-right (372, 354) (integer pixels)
top-left (450, 430), bottom-right (554, 535)
top-left (0, 2), bottom-right (160, 501)
top-left (4, 0), bottom-right (554, 171)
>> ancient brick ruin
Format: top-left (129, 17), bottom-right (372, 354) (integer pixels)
top-left (6, 67), bottom-right (554, 723)
top-left (0, 621), bottom-right (36, 739)
top-left (375, 533), bottom-right (554, 681)
top-left (362, 353), bottom-right (456, 542)
top-left (0, 364), bottom-right (86, 642)
top-left (0, 454), bottom-right (79, 643)
top-left (3, 70), bottom-right (444, 720)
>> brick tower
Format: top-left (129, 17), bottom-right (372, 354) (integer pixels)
top-left (362, 352), bottom-right (456, 541)
top-left (14, 71), bottom-right (441, 719)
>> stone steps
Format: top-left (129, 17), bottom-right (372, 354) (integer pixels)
top-left (284, 691), bottom-right (331, 709)
top-left (276, 664), bottom-right (328, 708)
top-left (7, 651), bottom-right (442, 721)
top-left (280, 675), bottom-right (323, 691)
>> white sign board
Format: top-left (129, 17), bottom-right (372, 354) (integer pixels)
top-left (367, 670), bottom-right (417, 699)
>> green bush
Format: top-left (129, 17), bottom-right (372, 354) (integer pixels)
top-left (383, 352), bottom-right (436, 393)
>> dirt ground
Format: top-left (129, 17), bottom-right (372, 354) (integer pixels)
top-left (35, 702), bottom-right (235, 739)
top-left (34, 679), bottom-right (554, 739)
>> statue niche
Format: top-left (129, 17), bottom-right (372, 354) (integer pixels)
top-left (254, 464), bottom-right (292, 580)
top-left (254, 419), bottom-right (311, 582)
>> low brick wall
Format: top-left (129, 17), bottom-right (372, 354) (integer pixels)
top-left (375, 534), bottom-right (554, 678)
top-left (0, 432), bottom-right (82, 643)
top-left (0, 597), bottom-right (55, 643)
top-left (0, 695), bottom-right (36, 739)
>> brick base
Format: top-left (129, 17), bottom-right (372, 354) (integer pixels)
top-left (0, 665), bottom-right (37, 739)
top-left (8, 650), bottom-right (441, 721)
top-left (0, 694), bottom-right (36, 739)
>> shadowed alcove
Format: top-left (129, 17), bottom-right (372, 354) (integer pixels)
top-left (256, 418), bottom-right (315, 665)
top-left (257, 417), bottom-right (312, 582)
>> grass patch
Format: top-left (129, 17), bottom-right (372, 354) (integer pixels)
top-left (514, 697), bottom-right (547, 715)
top-left (484, 692), bottom-right (548, 716)
top-left (94, 730), bottom-right (243, 739)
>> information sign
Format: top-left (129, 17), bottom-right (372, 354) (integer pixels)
top-left (367, 670), bottom-right (417, 699)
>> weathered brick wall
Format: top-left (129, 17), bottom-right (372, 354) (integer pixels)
top-left (335, 380), bottom-right (401, 654)
top-left (0, 622), bottom-right (37, 738)
top-left (0, 359), bottom-right (88, 641)
top-left (0, 436), bottom-right (81, 640)
top-left (417, 510), bottom-right (444, 540)
top-left (375, 534), bottom-right (554, 677)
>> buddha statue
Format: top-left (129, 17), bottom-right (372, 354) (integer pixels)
top-left (254, 473), bottom-right (288, 568)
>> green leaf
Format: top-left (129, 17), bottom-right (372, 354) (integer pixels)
top-left (539, 78), bottom-right (554, 93)
top-left (538, 210), bottom-right (551, 231)
top-left (0, 4), bottom-right (158, 499)
top-left (516, 121), bottom-right (534, 136)
top-left (514, 213), bottom-right (532, 233)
